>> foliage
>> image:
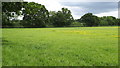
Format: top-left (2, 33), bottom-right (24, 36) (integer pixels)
top-left (50, 8), bottom-right (74, 27)
top-left (100, 16), bottom-right (118, 26)
top-left (2, 2), bottom-right (25, 27)
top-left (2, 2), bottom-right (119, 28)
top-left (2, 12), bottom-right (13, 27)
top-left (11, 20), bottom-right (23, 28)
top-left (2, 2), bottom-right (23, 14)
top-left (99, 16), bottom-right (118, 26)
top-left (99, 17), bottom-right (109, 26)
top-left (117, 18), bottom-right (120, 26)
top-left (69, 22), bottom-right (84, 27)
top-left (80, 13), bottom-right (100, 27)
top-left (22, 2), bottom-right (49, 28)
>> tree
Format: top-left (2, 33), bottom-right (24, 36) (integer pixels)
top-left (2, 2), bottom-right (25, 27)
top-left (2, 12), bottom-right (14, 27)
top-left (51, 8), bottom-right (74, 27)
top-left (48, 11), bottom-right (56, 27)
top-left (99, 16), bottom-right (117, 26)
top-left (107, 16), bottom-right (116, 26)
top-left (117, 18), bottom-right (120, 26)
top-left (80, 13), bottom-right (100, 27)
top-left (99, 16), bottom-right (109, 26)
top-left (22, 2), bottom-right (49, 28)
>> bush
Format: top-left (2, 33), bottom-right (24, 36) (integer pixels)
top-left (69, 22), bottom-right (84, 27)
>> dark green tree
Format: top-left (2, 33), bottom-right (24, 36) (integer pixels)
top-left (47, 11), bottom-right (56, 27)
top-left (80, 13), bottom-right (100, 27)
top-left (51, 8), bottom-right (74, 27)
top-left (117, 18), bottom-right (120, 26)
top-left (99, 16), bottom-right (117, 26)
top-left (2, 2), bottom-right (25, 27)
top-left (99, 16), bottom-right (109, 26)
top-left (107, 16), bottom-right (116, 26)
top-left (22, 2), bottom-right (49, 28)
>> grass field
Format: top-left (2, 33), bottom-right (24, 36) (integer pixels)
top-left (2, 26), bottom-right (118, 66)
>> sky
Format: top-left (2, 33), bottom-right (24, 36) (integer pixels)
top-left (22, 0), bottom-right (119, 19)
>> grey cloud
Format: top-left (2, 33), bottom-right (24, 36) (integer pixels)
top-left (61, 2), bottom-right (118, 14)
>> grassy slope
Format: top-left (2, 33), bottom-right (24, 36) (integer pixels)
top-left (2, 27), bottom-right (118, 66)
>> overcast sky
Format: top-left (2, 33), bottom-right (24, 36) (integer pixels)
top-left (23, 0), bottom-right (119, 19)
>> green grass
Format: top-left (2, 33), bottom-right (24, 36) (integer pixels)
top-left (0, 28), bottom-right (2, 67)
top-left (2, 26), bottom-right (118, 66)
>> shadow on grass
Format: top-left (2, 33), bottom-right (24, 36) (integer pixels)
top-left (2, 39), bottom-right (9, 45)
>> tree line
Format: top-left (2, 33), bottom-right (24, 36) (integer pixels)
top-left (2, 2), bottom-right (120, 28)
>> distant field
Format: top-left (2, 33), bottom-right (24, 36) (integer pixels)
top-left (2, 26), bottom-right (118, 66)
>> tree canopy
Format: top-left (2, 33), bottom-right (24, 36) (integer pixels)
top-left (80, 13), bottom-right (100, 27)
top-left (2, 2), bottom-right (26, 27)
top-left (22, 2), bottom-right (49, 28)
top-left (2, 2), bottom-right (120, 28)
top-left (50, 8), bottom-right (74, 27)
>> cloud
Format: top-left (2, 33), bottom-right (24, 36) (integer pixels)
top-left (95, 10), bottom-right (118, 18)
top-left (59, 0), bottom-right (119, 2)
top-left (23, 0), bottom-right (118, 19)
top-left (24, 0), bottom-right (63, 11)
top-left (61, 2), bottom-right (118, 14)
top-left (61, 2), bottom-right (118, 18)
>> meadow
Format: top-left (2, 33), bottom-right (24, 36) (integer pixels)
top-left (2, 26), bottom-right (118, 66)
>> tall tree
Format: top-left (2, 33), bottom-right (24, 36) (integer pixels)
top-left (51, 8), bottom-right (74, 27)
top-left (99, 16), bottom-right (117, 26)
top-left (117, 18), bottom-right (120, 26)
top-left (106, 16), bottom-right (116, 26)
top-left (2, 2), bottom-right (25, 27)
top-left (99, 16), bottom-right (109, 26)
top-left (80, 13), bottom-right (100, 27)
top-left (22, 2), bottom-right (49, 28)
